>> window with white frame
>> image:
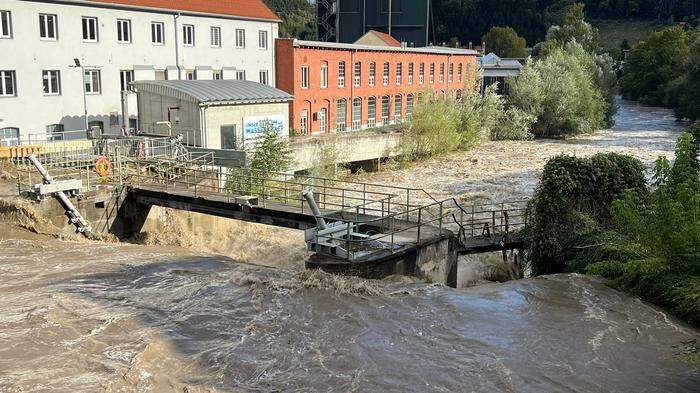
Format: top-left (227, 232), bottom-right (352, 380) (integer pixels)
top-left (382, 62), bottom-right (389, 85)
top-left (352, 98), bottom-right (362, 131)
top-left (84, 69), bottom-right (101, 94)
top-left (419, 63), bottom-right (424, 84)
top-left (369, 62), bottom-right (376, 86)
top-left (429, 63), bottom-right (434, 84)
top-left (321, 63), bottom-right (328, 88)
top-left (151, 22), bottom-right (164, 44)
top-left (183, 24), bottom-right (194, 46)
top-left (301, 66), bottom-right (309, 88)
top-left (336, 99), bottom-right (346, 132)
top-left (117, 19), bottom-right (131, 43)
top-left (235, 70), bottom-right (246, 80)
top-left (258, 30), bottom-right (267, 49)
top-left (42, 70), bottom-right (61, 95)
top-left (439, 63), bottom-right (445, 83)
top-left (458, 63), bottom-right (463, 82)
top-left (186, 70), bottom-right (196, 80)
top-left (0, 127), bottom-right (19, 146)
top-left (319, 108), bottom-right (327, 133)
top-left (210, 26), bottom-right (221, 47)
top-left (367, 97), bottom-right (376, 128)
top-left (448, 63), bottom-right (454, 83)
top-left (235, 28), bottom-right (245, 48)
top-left (1, 10), bottom-right (12, 38)
top-left (0, 70), bottom-right (16, 96)
top-left (39, 14), bottom-right (57, 40)
top-left (396, 62), bottom-right (402, 85)
top-left (408, 63), bottom-right (414, 85)
top-left (82, 16), bottom-right (98, 42)
top-left (213, 70), bottom-right (222, 80)
top-left (394, 94), bottom-right (402, 123)
top-left (354, 62), bottom-right (361, 87)
top-left (381, 95), bottom-right (390, 124)
top-left (300, 110), bottom-right (308, 134)
top-left (119, 70), bottom-right (134, 91)
top-left (259, 70), bottom-right (268, 85)
top-left (337, 61), bottom-right (345, 87)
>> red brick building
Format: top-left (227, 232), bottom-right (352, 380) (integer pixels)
top-left (275, 39), bottom-right (479, 135)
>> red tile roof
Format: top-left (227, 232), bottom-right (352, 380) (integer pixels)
top-left (369, 30), bottom-right (402, 47)
top-left (83, 0), bottom-right (280, 21)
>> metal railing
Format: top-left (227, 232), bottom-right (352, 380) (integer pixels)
top-left (308, 198), bottom-right (528, 260)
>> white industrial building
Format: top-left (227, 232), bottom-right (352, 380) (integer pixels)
top-left (0, 0), bottom-right (281, 145)
top-left (132, 79), bottom-right (292, 150)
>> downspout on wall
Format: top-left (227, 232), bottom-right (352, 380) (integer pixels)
top-left (174, 13), bottom-right (181, 80)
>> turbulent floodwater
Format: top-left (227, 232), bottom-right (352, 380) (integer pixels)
top-left (0, 235), bottom-right (698, 392)
top-left (356, 97), bottom-right (687, 204)
top-left (1, 99), bottom-right (699, 391)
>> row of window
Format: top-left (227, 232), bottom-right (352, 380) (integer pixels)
top-left (300, 60), bottom-right (469, 89)
top-left (0, 68), bottom-right (269, 97)
top-left (0, 10), bottom-right (269, 49)
top-left (298, 94), bottom-right (417, 134)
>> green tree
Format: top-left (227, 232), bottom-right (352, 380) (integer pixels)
top-left (669, 33), bottom-right (700, 120)
top-left (482, 26), bottom-right (528, 58)
top-left (263, 0), bottom-right (316, 39)
top-left (249, 125), bottom-right (294, 173)
top-left (620, 25), bottom-right (688, 105)
top-left (509, 44), bottom-right (606, 138)
top-left (545, 3), bottom-right (600, 52)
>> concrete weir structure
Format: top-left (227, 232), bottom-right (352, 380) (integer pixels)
top-left (16, 138), bottom-right (526, 286)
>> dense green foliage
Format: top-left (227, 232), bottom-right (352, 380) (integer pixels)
top-left (508, 5), bottom-right (616, 137)
top-left (482, 27), bottom-right (528, 58)
top-left (433, 0), bottom-right (700, 50)
top-left (399, 83), bottom-right (534, 159)
top-left (528, 129), bottom-right (700, 324)
top-left (620, 26), bottom-right (688, 105)
top-left (248, 128), bottom-right (294, 173)
top-left (262, 0), bottom-right (316, 39)
top-left (526, 153), bottom-right (647, 275)
top-left (620, 24), bottom-right (700, 121)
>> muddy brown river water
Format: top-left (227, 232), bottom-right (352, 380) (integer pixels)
top-left (0, 99), bottom-right (699, 391)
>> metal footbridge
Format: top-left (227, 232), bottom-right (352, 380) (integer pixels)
top-left (13, 137), bottom-right (527, 268)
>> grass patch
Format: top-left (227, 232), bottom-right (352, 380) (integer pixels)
top-left (592, 19), bottom-right (670, 50)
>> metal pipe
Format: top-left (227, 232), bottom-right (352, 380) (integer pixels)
top-left (174, 13), bottom-right (181, 80)
top-left (302, 187), bottom-right (327, 229)
top-left (28, 154), bottom-right (92, 237)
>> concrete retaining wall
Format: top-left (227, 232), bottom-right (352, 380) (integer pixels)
top-left (290, 130), bottom-right (401, 171)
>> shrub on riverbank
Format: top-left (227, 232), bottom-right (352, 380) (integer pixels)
top-left (525, 153), bottom-right (647, 275)
top-left (528, 129), bottom-right (700, 325)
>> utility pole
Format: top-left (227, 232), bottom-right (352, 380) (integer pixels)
top-left (69, 58), bottom-right (89, 132)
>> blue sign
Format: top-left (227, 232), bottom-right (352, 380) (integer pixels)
top-left (244, 115), bottom-right (285, 137)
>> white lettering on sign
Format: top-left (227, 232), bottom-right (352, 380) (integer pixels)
top-left (243, 115), bottom-right (285, 138)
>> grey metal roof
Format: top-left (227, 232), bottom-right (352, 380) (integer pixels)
top-left (478, 53), bottom-right (523, 70)
top-left (293, 39), bottom-right (478, 55)
top-left (131, 80), bottom-right (293, 106)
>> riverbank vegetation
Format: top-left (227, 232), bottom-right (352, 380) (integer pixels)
top-left (526, 127), bottom-right (700, 325)
top-left (621, 24), bottom-right (700, 121)
top-left (401, 3), bottom-right (615, 160)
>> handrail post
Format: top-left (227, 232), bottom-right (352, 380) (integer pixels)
top-left (346, 221), bottom-right (351, 260)
top-left (470, 205), bottom-right (474, 237)
top-left (417, 207), bottom-right (422, 243)
top-left (438, 202), bottom-right (443, 234)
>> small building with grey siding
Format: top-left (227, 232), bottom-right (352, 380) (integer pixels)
top-left (132, 80), bottom-right (293, 150)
